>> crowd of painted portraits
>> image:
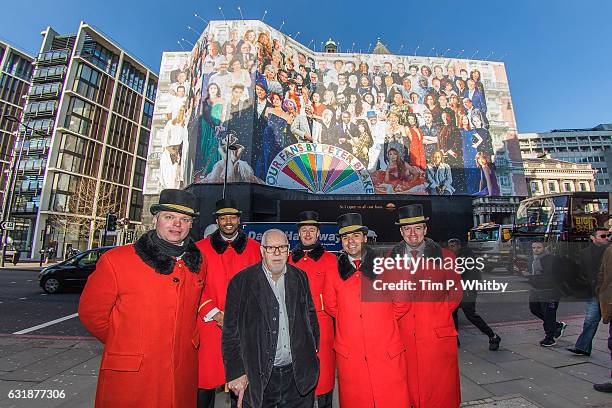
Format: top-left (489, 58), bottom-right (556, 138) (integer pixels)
top-left (180, 25), bottom-right (501, 195)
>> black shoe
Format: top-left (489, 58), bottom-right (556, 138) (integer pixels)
top-left (489, 334), bottom-right (501, 351)
top-left (566, 347), bottom-right (590, 356)
top-left (593, 382), bottom-right (612, 393)
top-left (540, 337), bottom-right (556, 347)
top-left (554, 322), bottom-right (567, 339)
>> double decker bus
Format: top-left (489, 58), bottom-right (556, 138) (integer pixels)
top-left (510, 192), bottom-right (610, 294)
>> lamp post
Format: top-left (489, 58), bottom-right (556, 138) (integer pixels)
top-left (0, 115), bottom-right (46, 266)
top-left (222, 130), bottom-right (238, 200)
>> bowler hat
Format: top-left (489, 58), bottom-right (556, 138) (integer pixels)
top-left (296, 211), bottom-right (320, 228)
top-left (151, 189), bottom-right (199, 217)
top-left (395, 204), bottom-right (429, 226)
top-left (337, 213), bottom-right (368, 236)
top-left (213, 198), bottom-right (242, 216)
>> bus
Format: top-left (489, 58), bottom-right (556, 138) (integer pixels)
top-left (467, 223), bottom-right (513, 272)
top-left (510, 192), bottom-right (610, 294)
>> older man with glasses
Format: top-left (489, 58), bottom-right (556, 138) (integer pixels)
top-left (223, 229), bottom-right (320, 408)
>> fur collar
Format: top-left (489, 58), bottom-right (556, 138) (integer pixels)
top-left (337, 246), bottom-right (378, 281)
top-left (390, 237), bottom-right (442, 259)
top-left (291, 242), bottom-right (325, 263)
top-left (210, 229), bottom-right (248, 254)
top-left (134, 232), bottom-right (202, 275)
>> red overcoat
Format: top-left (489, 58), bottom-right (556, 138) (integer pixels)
top-left (195, 230), bottom-right (261, 389)
top-left (289, 243), bottom-right (336, 396)
top-left (79, 237), bottom-right (206, 408)
top-left (323, 250), bottom-right (410, 408)
top-left (390, 238), bottom-right (463, 408)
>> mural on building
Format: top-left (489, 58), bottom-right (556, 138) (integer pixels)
top-left (146, 20), bottom-right (527, 197)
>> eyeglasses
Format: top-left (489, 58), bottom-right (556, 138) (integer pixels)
top-left (262, 245), bottom-right (289, 254)
top-left (595, 233), bottom-right (611, 239)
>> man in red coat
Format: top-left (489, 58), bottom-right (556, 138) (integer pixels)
top-left (79, 189), bottom-right (206, 408)
top-left (323, 213), bottom-right (410, 408)
top-left (389, 204), bottom-right (463, 408)
top-left (196, 198), bottom-right (261, 407)
top-left (289, 211), bottom-right (336, 408)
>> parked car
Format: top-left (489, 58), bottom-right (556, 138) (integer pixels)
top-left (39, 246), bottom-right (114, 294)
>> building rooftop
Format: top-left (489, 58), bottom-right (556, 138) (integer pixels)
top-left (549, 123), bottom-right (612, 133)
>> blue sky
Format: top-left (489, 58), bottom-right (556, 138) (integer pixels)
top-left (2, 0), bottom-right (611, 132)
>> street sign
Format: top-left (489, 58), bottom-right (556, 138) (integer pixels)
top-left (1, 221), bottom-right (15, 230)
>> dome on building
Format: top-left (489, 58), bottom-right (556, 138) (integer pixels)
top-left (324, 37), bottom-right (337, 53)
top-left (372, 38), bottom-right (391, 55)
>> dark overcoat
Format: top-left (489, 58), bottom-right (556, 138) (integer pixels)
top-left (222, 262), bottom-right (320, 408)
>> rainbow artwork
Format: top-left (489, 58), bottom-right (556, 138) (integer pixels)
top-left (265, 143), bottom-right (374, 194)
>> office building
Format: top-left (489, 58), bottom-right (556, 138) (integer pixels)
top-left (11, 22), bottom-right (157, 259)
top-left (522, 153), bottom-right (595, 197)
top-left (519, 125), bottom-right (612, 192)
top-left (0, 40), bottom-right (34, 219)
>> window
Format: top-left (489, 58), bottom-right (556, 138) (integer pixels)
top-left (119, 61), bottom-right (145, 93)
top-left (129, 190), bottom-right (143, 221)
top-left (64, 96), bottom-right (107, 140)
top-left (4, 52), bottom-right (34, 80)
top-left (548, 182), bottom-right (557, 192)
top-left (136, 128), bottom-right (150, 157)
top-left (79, 36), bottom-right (118, 75)
top-left (108, 114), bottom-right (137, 151)
top-left (55, 132), bottom-right (101, 176)
top-left (72, 63), bottom-right (112, 105)
top-left (141, 101), bottom-right (154, 128)
top-left (133, 158), bottom-right (146, 189)
top-left (113, 84), bottom-right (143, 122)
top-left (101, 147), bottom-right (132, 185)
top-left (530, 181), bottom-right (540, 192)
top-left (146, 78), bottom-right (157, 101)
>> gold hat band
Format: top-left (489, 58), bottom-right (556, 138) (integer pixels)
top-left (399, 216), bottom-right (426, 224)
top-left (162, 204), bottom-right (196, 214)
top-left (339, 225), bottom-right (364, 235)
top-left (215, 207), bottom-right (240, 215)
top-left (297, 220), bottom-right (319, 224)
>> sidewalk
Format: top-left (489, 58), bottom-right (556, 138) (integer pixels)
top-left (0, 317), bottom-right (610, 408)
top-left (0, 262), bottom-right (44, 272)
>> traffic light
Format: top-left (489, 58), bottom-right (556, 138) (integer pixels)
top-left (106, 214), bottom-right (118, 232)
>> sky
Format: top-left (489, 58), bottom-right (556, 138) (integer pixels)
top-left (2, 0), bottom-right (611, 133)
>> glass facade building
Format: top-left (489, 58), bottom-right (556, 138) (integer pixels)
top-left (0, 40), bottom-right (34, 230)
top-left (10, 23), bottom-right (157, 259)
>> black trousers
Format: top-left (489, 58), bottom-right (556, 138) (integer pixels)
top-left (231, 363), bottom-right (314, 408)
top-left (529, 290), bottom-right (559, 337)
top-left (197, 388), bottom-right (216, 408)
top-left (453, 290), bottom-right (494, 338)
top-left (316, 391), bottom-right (333, 408)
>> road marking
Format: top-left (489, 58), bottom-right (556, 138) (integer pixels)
top-left (12, 313), bottom-right (79, 335)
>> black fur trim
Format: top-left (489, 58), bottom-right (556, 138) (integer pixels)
top-left (134, 232), bottom-right (202, 275)
top-left (291, 242), bottom-right (325, 263)
top-left (210, 229), bottom-right (248, 254)
top-left (337, 247), bottom-right (378, 281)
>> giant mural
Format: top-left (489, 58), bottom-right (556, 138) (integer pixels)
top-left (146, 20), bottom-right (527, 197)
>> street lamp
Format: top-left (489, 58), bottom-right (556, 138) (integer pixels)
top-left (0, 114), bottom-right (45, 266)
top-left (222, 130), bottom-right (238, 200)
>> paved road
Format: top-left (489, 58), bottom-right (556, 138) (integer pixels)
top-left (0, 267), bottom-right (588, 338)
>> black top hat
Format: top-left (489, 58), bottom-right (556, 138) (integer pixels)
top-left (151, 189), bottom-right (199, 216)
top-left (296, 211), bottom-right (320, 228)
top-left (395, 204), bottom-right (429, 226)
top-left (337, 213), bottom-right (368, 236)
top-left (213, 198), bottom-right (242, 216)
